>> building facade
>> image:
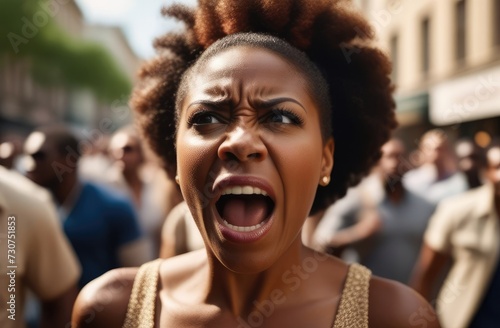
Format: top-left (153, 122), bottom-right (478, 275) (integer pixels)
top-left (0, 0), bottom-right (140, 136)
top-left (358, 0), bottom-right (500, 147)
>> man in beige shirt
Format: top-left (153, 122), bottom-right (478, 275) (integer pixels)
top-left (0, 166), bottom-right (81, 328)
top-left (411, 143), bottom-right (500, 328)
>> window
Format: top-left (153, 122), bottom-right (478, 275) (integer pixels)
top-left (421, 17), bottom-right (430, 75)
top-left (455, 0), bottom-right (466, 61)
top-left (390, 34), bottom-right (399, 83)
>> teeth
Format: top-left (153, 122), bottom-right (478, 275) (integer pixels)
top-left (221, 185), bottom-right (268, 196)
top-left (223, 220), bottom-right (265, 232)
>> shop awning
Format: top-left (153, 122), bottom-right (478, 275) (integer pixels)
top-left (394, 92), bottom-right (428, 126)
top-left (429, 66), bottom-right (500, 126)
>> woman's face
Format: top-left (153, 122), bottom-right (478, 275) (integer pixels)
top-left (176, 46), bottom-right (333, 272)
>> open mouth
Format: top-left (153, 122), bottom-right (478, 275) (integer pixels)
top-left (215, 186), bottom-right (275, 232)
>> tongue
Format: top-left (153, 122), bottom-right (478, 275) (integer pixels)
top-left (222, 196), bottom-right (268, 227)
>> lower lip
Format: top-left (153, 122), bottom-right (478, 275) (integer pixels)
top-left (215, 211), bottom-right (274, 244)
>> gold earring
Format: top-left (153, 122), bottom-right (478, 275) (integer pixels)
top-left (175, 175), bottom-right (180, 184)
top-left (321, 176), bottom-right (330, 186)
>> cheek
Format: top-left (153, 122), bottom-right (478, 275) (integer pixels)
top-left (270, 133), bottom-right (323, 217)
top-left (176, 131), bottom-right (219, 206)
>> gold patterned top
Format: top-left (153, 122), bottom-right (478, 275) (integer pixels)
top-left (123, 260), bottom-right (371, 328)
top-left (332, 263), bottom-right (371, 328)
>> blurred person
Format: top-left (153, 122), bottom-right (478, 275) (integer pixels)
top-left (0, 134), bottom-right (24, 171)
top-left (78, 134), bottom-right (114, 183)
top-left (358, 138), bottom-right (436, 283)
top-left (23, 125), bottom-right (149, 288)
top-left (0, 166), bottom-right (80, 328)
top-left (455, 138), bottom-right (484, 189)
top-left (313, 139), bottom-right (436, 280)
top-left (159, 201), bottom-right (205, 258)
top-left (309, 172), bottom-right (383, 260)
top-left (411, 142), bottom-right (500, 328)
top-left (404, 129), bottom-right (468, 204)
top-left (0, 141), bottom-right (16, 169)
top-left (107, 125), bottom-right (168, 258)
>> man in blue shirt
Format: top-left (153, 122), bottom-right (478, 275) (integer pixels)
top-left (24, 125), bottom-right (150, 288)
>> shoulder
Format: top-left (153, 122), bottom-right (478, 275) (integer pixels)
top-left (161, 248), bottom-right (206, 276)
top-left (166, 201), bottom-right (190, 222)
top-left (162, 202), bottom-right (188, 236)
top-left (72, 267), bottom-right (137, 328)
top-left (369, 276), bottom-right (440, 328)
top-left (84, 181), bottom-right (137, 215)
top-left (434, 184), bottom-right (487, 216)
top-left (82, 181), bottom-right (129, 204)
top-left (404, 165), bottom-right (431, 183)
top-left (158, 249), bottom-right (208, 300)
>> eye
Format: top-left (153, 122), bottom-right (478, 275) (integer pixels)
top-left (266, 109), bottom-right (303, 125)
top-left (188, 111), bottom-right (223, 126)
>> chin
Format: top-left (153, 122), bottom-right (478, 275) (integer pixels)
top-left (214, 246), bottom-right (279, 274)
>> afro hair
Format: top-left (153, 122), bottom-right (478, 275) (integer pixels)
top-left (131, 0), bottom-right (397, 214)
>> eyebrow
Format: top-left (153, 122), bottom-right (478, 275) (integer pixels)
top-left (188, 97), bottom-right (307, 113)
top-left (187, 98), bottom-right (232, 110)
top-left (254, 98), bottom-right (307, 113)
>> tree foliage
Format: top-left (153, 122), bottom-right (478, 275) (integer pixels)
top-left (0, 0), bottom-right (131, 101)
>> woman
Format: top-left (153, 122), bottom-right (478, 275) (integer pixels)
top-left (72, 1), bottom-right (439, 327)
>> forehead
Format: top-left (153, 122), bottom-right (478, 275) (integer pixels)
top-left (422, 134), bottom-right (446, 148)
top-left (25, 132), bottom-right (49, 154)
top-left (110, 132), bottom-right (135, 149)
top-left (189, 46), bottom-right (310, 95)
top-left (383, 140), bottom-right (405, 154)
top-left (487, 147), bottom-right (500, 167)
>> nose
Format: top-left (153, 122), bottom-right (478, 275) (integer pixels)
top-left (217, 126), bottom-right (267, 162)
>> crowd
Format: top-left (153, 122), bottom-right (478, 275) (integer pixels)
top-left (304, 130), bottom-right (499, 328)
top-left (0, 0), bottom-right (498, 327)
top-left (2, 122), bottom-right (496, 328)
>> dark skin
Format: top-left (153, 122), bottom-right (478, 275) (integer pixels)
top-left (24, 132), bottom-right (79, 206)
top-left (74, 250), bottom-right (438, 328)
top-left (73, 46), bottom-right (439, 328)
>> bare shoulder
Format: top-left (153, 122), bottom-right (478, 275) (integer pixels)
top-left (72, 267), bottom-right (138, 328)
top-left (161, 249), bottom-right (207, 276)
top-left (369, 276), bottom-right (441, 328)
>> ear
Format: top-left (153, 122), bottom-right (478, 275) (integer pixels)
top-left (319, 137), bottom-right (334, 186)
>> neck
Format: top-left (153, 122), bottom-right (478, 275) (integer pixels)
top-left (122, 169), bottom-right (142, 205)
top-left (434, 160), bottom-right (455, 181)
top-left (123, 168), bottom-right (141, 185)
top-left (384, 180), bottom-right (405, 204)
top-left (51, 173), bottom-right (79, 205)
top-left (204, 238), bottom-right (311, 317)
top-left (302, 210), bottom-right (325, 247)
